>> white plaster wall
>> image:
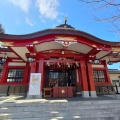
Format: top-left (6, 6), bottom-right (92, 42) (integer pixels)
top-left (109, 74), bottom-right (120, 80)
top-left (8, 62), bottom-right (26, 66)
top-left (109, 73), bottom-right (120, 93)
top-left (92, 65), bottom-right (104, 68)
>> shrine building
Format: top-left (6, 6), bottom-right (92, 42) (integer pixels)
top-left (0, 23), bottom-right (120, 98)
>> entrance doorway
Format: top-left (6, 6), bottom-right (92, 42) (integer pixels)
top-left (45, 69), bottom-right (76, 87)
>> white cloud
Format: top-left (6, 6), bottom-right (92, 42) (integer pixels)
top-left (36, 0), bottom-right (59, 20)
top-left (39, 16), bottom-right (46, 23)
top-left (25, 17), bottom-right (34, 26)
top-left (57, 19), bottom-right (62, 23)
top-left (8, 0), bottom-right (31, 12)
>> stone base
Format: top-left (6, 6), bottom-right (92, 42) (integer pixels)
top-left (0, 93), bottom-right (7, 96)
top-left (26, 92), bottom-right (42, 99)
top-left (76, 92), bottom-right (81, 95)
top-left (82, 91), bottom-right (90, 98)
top-left (90, 91), bottom-right (97, 98)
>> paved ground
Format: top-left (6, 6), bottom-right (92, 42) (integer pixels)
top-left (0, 94), bottom-right (120, 103)
top-left (0, 95), bottom-right (120, 120)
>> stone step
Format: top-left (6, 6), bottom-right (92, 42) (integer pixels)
top-left (0, 117), bottom-right (119, 120)
top-left (0, 108), bottom-right (120, 119)
top-left (1, 97), bottom-right (120, 120)
top-left (0, 112), bottom-right (120, 120)
top-left (1, 102), bottom-right (120, 111)
top-left (0, 106), bottom-right (120, 113)
top-left (1, 100), bottom-right (120, 107)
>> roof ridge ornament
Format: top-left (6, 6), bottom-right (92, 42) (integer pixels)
top-left (55, 36), bottom-right (77, 47)
top-left (65, 17), bottom-right (67, 25)
top-left (55, 17), bottom-right (75, 29)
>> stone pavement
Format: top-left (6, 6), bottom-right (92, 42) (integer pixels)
top-left (0, 95), bottom-right (120, 120)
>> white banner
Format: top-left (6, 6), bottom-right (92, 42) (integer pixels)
top-left (28, 73), bottom-right (41, 95)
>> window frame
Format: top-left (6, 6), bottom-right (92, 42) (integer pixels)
top-left (93, 69), bottom-right (106, 82)
top-left (7, 68), bottom-right (25, 83)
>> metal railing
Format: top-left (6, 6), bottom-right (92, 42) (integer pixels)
top-left (113, 85), bottom-right (120, 94)
top-left (103, 87), bottom-right (116, 96)
top-left (96, 86), bottom-right (114, 94)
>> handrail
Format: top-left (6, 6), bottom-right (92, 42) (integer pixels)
top-left (103, 87), bottom-right (116, 96)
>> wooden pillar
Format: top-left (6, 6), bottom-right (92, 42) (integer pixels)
top-left (38, 60), bottom-right (44, 94)
top-left (27, 62), bottom-right (37, 98)
top-left (86, 62), bottom-right (97, 97)
top-left (30, 62), bottom-right (37, 73)
top-left (28, 62), bottom-right (37, 89)
top-left (79, 61), bottom-right (89, 98)
top-left (75, 68), bottom-right (81, 95)
top-left (23, 63), bottom-right (30, 83)
top-left (0, 62), bottom-right (8, 84)
top-left (104, 61), bottom-right (112, 84)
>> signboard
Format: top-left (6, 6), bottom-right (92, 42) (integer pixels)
top-left (28, 73), bottom-right (41, 95)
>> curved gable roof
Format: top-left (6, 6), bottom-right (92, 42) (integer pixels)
top-left (0, 24), bottom-right (119, 46)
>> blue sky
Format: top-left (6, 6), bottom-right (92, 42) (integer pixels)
top-left (0, 0), bottom-right (120, 69)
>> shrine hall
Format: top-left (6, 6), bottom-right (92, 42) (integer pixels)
top-left (0, 22), bottom-right (120, 98)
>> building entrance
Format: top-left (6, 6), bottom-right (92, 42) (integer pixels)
top-left (46, 69), bottom-right (76, 88)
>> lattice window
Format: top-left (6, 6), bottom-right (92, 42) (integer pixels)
top-left (47, 69), bottom-right (76, 87)
top-left (93, 70), bottom-right (106, 82)
top-left (7, 68), bottom-right (24, 82)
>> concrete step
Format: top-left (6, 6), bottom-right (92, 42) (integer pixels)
top-left (0, 113), bottom-right (120, 120)
top-left (1, 97), bottom-right (120, 120)
top-left (0, 108), bottom-right (120, 119)
top-left (1, 102), bottom-right (120, 111)
top-left (1, 100), bottom-right (120, 107)
top-left (1, 105), bottom-right (120, 113)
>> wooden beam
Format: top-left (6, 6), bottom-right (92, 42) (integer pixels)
top-left (44, 59), bottom-right (80, 63)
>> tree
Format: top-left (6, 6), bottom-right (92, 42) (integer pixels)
top-left (0, 24), bottom-right (5, 34)
top-left (79, 0), bottom-right (120, 34)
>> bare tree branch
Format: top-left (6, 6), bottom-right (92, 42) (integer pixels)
top-left (79, 0), bottom-right (120, 34)
top-left (79, 0), bottom-right (120, 6)
top-left (94, 15), bottom-right (120, 22)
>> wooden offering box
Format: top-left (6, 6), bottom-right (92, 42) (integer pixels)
top-left (44, 88), bottom-right (52, 98)
top-left (58, 87), bottom-right (67, 98)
